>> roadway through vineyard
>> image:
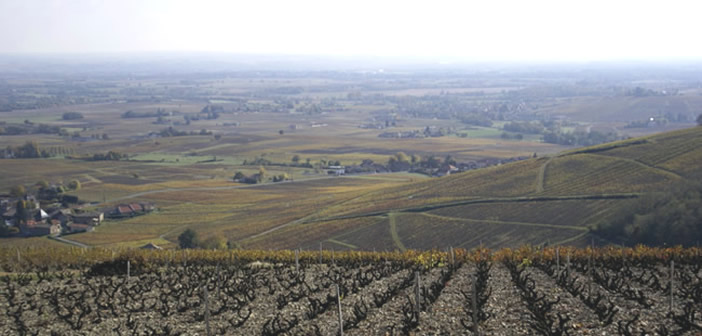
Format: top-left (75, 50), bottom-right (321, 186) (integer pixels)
top-left (0, 248), bottom-right (701, 335)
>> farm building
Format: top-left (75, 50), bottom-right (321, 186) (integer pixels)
top-left (48, 209), bottom-right (72, 225)
top-left (20, 220), bottom-right (61, 237)
top-left (108, 202), bottom-right (156, 218)
top-left (116, 205), bottom-right (133, 216)
top-left (67, 223), bottom-right (94, 233)
top-left (72, 212), bottom-right (104, 225)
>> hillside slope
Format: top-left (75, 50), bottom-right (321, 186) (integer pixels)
top-left (244, 126), bottom-right (702, 250)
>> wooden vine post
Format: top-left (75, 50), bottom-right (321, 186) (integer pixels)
top-left (319, 242), bottom-right (323, 264)
top-left (669, 260), bottom-right (675, 313)
top-left (415, 271), bottom-right (422, 313)
top-left (216, 263), bottom-right (221, 300)
top-left (203, 286), bottom-right (211, 336)
top-left (472, 273), bottom-right (479, 335)
top-left (336, 284), bottom-right (344, 336)
top-left (295, 249), bottom-right (300, 274)
top-left (587, 252), bottom-right (593, 297)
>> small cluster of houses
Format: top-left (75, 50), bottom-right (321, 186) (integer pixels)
top-left (423, 156), bottom-right (532, 177)
top-left (378, 126), bottom-right (455, 139)
top-left (1, 192), bottom-right (156, 238)
top-left (378, 130), bottom-right (425, 138)
top-left (1, 195), bottom-right (104, 237)
top-left (339, 156), bottom-right (532, 177)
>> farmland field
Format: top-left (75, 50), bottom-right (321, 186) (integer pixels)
top-left (1, 61), bottom-right (702, 250)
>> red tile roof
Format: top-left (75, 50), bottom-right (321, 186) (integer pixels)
top-left (117, 205), bottom-right (133, 214)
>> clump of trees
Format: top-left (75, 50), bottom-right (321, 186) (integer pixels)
top-left (626, 86), bottom-right (663, 97)
top-left (596, 181), bottom-right (702, 246)
top-left (158, 127), bottom-right (212, 137)
top-left (62, 112), bottom-right (84, 120)
top-left (0, 123), bottom-right (62, 136)
top-left (501, 132), bottom-right (524, 140)
top-left (122, 108), bottom-right (168, 119)
top-left (90, 151), bottom-right (126, 161)
top-left (8, 180), bottom-right (80, 203)
top-left (178, 229), bottom-right (199, 249)
top-left (4, 141), bottom-right (53, 158)
top-left (199, 105), bottom-right (223, 119)
top-left (503, 121), bottom-right (544, 134)
top-left (388, 152), bottom-right (411, 171)
top-left (68, 180), bottom-right (81, 190)
top-left (10, 185), bottom-right (26, 198)
top-left (542, 130), bottom-right (622, 146)
top-left (178, 229), bottom-right (228, 249)
top-left (387, 152), bottom-right (456, 173)
top-left (697, 113), bottom-right (702, 126)
top-left (460, 113), bottom-right (493, 127)
top-left (66, 150), bottom-right (126, 161)
top-left (232, 167), bottom-right (290, 184)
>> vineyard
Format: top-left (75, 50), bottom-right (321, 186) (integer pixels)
top-left (1, 246), bottom-right (701, 335)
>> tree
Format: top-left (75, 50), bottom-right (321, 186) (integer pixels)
top-left (395, 152), bottom-right (410, 163)
top-left (697, 113), bottom-right (702, 126)
top-left (292, 155), bottom-right (300, 164)
top-left (10, 185), bottom-right (26, 198)
top-left (62, 112), bottom-right (84, 120)
top-left (15, 201), bottom-right (28, 224)
top-left (178, 229), bottom-right (199, 249)
top-left (36, 180), bottom-right (49, 190)
top-left (444, 155), bottom-right (457, 166)
top-left (201, 236), bottom-right (227, 250)
top-left (426, 156), bottom-right (441, 168)
top-left (257, 166), bottom-right (267, 183)
top-left (233, 171), bottom-right (245, 181)
top-left (68, 180), bottom-right (81, 190)
top-left (15, 141), bottom-right (41, 158)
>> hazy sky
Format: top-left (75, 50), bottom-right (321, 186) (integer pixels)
top-left (1, 0), bottom-right (700, 61)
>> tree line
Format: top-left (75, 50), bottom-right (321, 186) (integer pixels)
top-left (595, 180), bottom-right (702, 247)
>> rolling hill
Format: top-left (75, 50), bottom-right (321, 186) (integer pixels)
top-left (241, 126), bottom-right (702, 250)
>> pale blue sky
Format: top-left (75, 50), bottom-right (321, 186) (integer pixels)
top-left (1, 0), bottom-right (700, 61)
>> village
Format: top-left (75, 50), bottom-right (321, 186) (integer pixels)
top-left (0, 182), bottom-right (155, 239)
